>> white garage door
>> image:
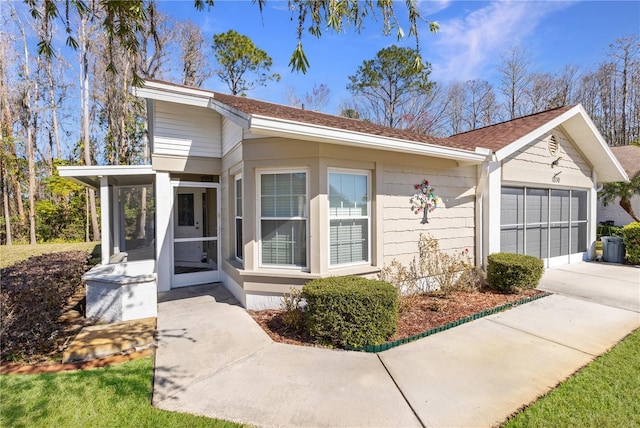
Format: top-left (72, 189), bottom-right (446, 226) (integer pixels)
top-left (500, 187), bottom-right (588, 267)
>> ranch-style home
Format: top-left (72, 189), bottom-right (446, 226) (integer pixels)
top-left (60, 79), bottom-right (627, 321)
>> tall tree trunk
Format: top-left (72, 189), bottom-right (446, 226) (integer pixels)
top-left (12, 173), bottom-right (24, 225)
top-left (80, 15), bottom-right (100, 241)
top-left (0, 36), bottom-right (14, 244)
top-left (1, 160), bottom-right (12, 245)
top-left (25, 106), bottom-right (37, 245)
top-left (47, 61), bottom-right (62, 159)
top-left (620, 198), bottom-right (640, 223)
top-left (620, 46), bottom-right (629, 145)
top-left (19, 17), bottom-right (37, 244)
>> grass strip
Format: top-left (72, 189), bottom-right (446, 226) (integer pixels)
top-left (0, 356), bottom-right (243, 428)
top-left (0, 242), bottom-right (99, 269)
top-left (503, 328), bottom-right (640, 427)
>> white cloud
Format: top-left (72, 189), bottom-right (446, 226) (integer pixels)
top-left (419, 0), bottom-right (454, 17)
top-left (427, 0), bottom-right (575, 82)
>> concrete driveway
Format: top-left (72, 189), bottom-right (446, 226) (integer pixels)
top-left (153, 262), bottom-right (639, 427)
top-left (538, 261), bottom-right (640, 312)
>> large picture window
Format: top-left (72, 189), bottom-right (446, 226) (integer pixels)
top-left (329, 170), bottom-right (370, 266)
top-left (259, 171), bottom-right (307, 268)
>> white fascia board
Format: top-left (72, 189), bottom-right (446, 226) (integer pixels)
top-left (248, 115), bottom-right (487, 163)
top-left (209, 99), bottom-right (250, 130)
top-left (134, 86), bottom-right (211, 108)
top-left (133, 80), bottom-right (213, 107)
top-left (571, 105), bottom-right (627, 182)
top-left (494, 104), bottom-right (627, 183)
top-left (494, 106), bottom-right (581, 161)
top-left (139, 80), bottom-right (214, 98)
top-left (59, 165), bottom-right (154, 177)
top-left (58, 165), bottom-right (155, 188)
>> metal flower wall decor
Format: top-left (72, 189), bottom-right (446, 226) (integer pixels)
top-left (410, 179), bottom-right (443, 223)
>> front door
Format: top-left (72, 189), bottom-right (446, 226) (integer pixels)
top-left (172, 183), bottom-right (219, 287)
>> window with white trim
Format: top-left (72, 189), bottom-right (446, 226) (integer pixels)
top-left (235, 176), bottom-right (243, 261)
top-left (259, 171), bottom-right (307, 268)
top-left (329, 170), bottom-right (370, 266)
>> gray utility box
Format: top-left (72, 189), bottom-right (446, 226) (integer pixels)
top-left (601, 236), bottom-right (626, 264)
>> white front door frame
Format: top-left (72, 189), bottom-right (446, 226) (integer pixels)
top-left (170, 180), bottom-right (221, 288)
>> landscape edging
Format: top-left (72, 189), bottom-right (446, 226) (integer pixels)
top-left (352, 292), bottom-right (552, 353)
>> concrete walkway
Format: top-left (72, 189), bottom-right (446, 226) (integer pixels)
top-left (153, 263), bottom-right (640, 428)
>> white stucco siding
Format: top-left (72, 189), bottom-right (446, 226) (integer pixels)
top-left (597, 197), bottom-right (640, 226)
top-left (502, 129), bottom-right (592, 188)
top-left (381, 164), bottom-right (477, 267)
top-left (153, 100), bottom-right (222, 158)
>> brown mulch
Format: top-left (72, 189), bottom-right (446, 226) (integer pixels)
top-left (249, 288), bottom-right (545, 348)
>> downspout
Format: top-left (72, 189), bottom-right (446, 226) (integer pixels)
top-left (475, 148), bottom-right (494, 269)
top-left (590, 170), bottom-right (600, 261)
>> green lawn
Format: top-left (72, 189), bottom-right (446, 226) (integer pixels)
top-left (0, 357), bottom-right (244, 428)
top-left (503, 328), bottom-right (640, 427)
top-left (0, 242), bottom-right (99, 269)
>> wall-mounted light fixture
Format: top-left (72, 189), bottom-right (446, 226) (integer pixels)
top-left (551, 156), bottom-right (563, 168)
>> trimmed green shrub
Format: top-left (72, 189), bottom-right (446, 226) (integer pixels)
top-left (487, 253), bottom-right (544, 293)
top-left (302, 276), bottom-right (398, 348)
top-left (597, 224), bottom-right (624, 240)
top-left (623, 222), bottom-right (640, 265)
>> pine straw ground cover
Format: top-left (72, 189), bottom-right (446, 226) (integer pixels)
top-left (0, 251), bottom-right (93, 365)
top-left (249, 288), bottom-right (544, 347)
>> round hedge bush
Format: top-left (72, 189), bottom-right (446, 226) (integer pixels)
top-left (623, 222), bottom-right (640, 265)
top-left (487, 252), bottom-right (544, 293)
top-left (302, 276), bottom-right (398, 349)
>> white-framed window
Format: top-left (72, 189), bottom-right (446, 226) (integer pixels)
top-left (258, 169), bottom-right (308, 268)
top-left (328, 169), bottom-right (370, 267)
top-left (235, 175), bottom-right (243, 261)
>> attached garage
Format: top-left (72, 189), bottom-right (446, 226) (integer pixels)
top-left (501, 186), bottom-right (588, 267)
top-left (448, 104), bottom-right (628, 269)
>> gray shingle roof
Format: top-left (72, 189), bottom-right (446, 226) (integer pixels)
top-left (610, 145), bottom-right (640, 178)
top-left (144, 79), bottom-right (578, 154)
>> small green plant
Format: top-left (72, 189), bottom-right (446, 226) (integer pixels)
top-left (622, 222), bottom-right (640, 265)
top-left (486, 252), bottom-right (544, 293)
top-left (280, 287), bottom-right (304, 330)
top-left (302, 276), bottom-right (398, 349)
top-left (380, 234), bottom-right (481, 301)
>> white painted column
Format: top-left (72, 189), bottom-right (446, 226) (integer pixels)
top-left (155, 172), bottom-right (172, 292)
top-left (484, 161), bottom-right (502, 265)
top-left (100, 176), bottom-right (111, 265)
top-left (374, 162), bottom-right (384, 268)
top-left (588, 171), bottom-right (599, 261)
top-left (112, 187), bottom-right (121, 253)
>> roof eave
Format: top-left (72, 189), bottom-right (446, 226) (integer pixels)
top-left (494, 105), bottom-right (627, 183)
top-left (249, 115), bottom-right (487, 163)
top-left (133, 80), bottom-right (213, 108)
top-left (58, 165), bottom-right (155, 189)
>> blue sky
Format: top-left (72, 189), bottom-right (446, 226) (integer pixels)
top-left (155, 0), bottom-right (639, 113)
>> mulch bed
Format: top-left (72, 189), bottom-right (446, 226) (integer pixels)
top-left (249, 288), bottom-right (545, 348)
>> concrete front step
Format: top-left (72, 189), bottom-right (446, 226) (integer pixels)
top-left (62, 317), bottom-right (156, 363)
